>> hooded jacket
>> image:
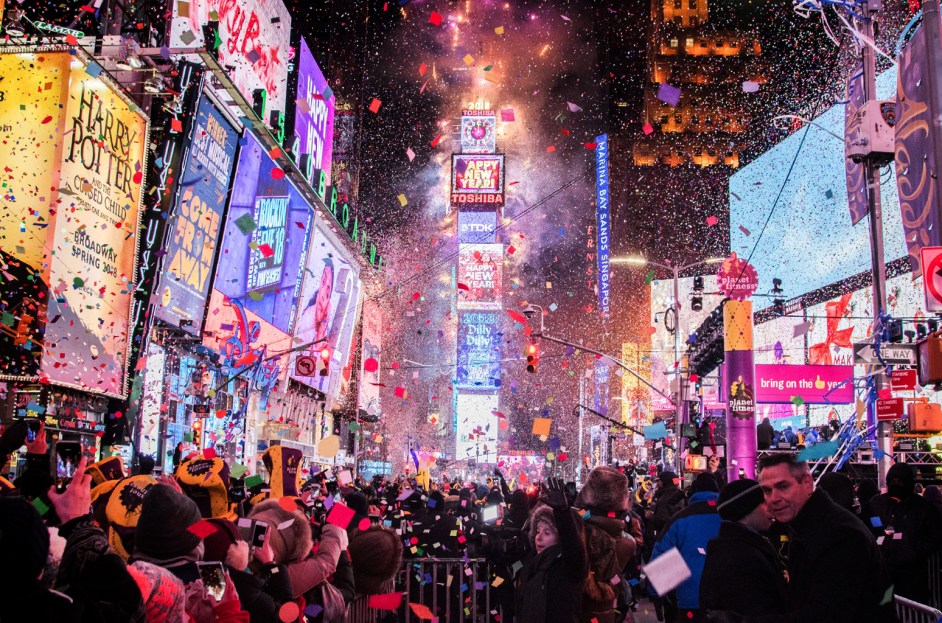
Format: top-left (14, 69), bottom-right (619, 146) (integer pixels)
top-left (648, 490), bottom-right (721, 610)
top-left (580, 514), bottom-right (637, 623)
top-left (644, 482), bottom-right (685, 559)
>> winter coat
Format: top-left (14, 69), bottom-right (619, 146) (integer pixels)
top-left (282, 524), bottom-right (347, 599)
top-left (648, 491), bottom-right (721, 610)
top-left (699, 520), bottom-right (789, 616)
top-left (0, 578), bottom-right (78, 622)
top-left (515, 507), bottom-right (589, 623)
top-left (580, 514), bottom-right (637, 623)
top-left (752, 489), bottom-right (898, 623)
top-left (227, 563), bottom-right (293, 623)
top-left (644, 484), bottom-right (685, 560)
top-left (756, 421), bottom-right (775, 450)
top-left (347, 525), bottom-right (403, 595)
top-left (862, 492), bottom-right (942, 603)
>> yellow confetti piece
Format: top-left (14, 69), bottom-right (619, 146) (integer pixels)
top-left (495, 26), bottom-right (504, 35)
top-left (398, 194), bottom-right (408, 206)
top-left (463, 54), bottom-right (475, 66)
top-left (546, 452), bottom-right (556, 461)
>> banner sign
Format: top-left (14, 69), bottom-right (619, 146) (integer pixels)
top-left (844, 66), bottom-right (869, 226)
top-left (461, 111), bottom-right (497, 154)
top-left (754, 364), bottom-right (854, 404)
top-left (451, 154), bottom-right (504, 205)
top-left (214, 130), bottom-right (312, 335)
top-left (169, 0), bottom-right (292, 116)
top-left (457, 244), bottom-right (503, 309)
top-left (455, 392), bottom-right (499, 463)
top-left (43, 56), bottom-right (148, 397)
top-left (596, 134), bottom-right (610, 319)
top-left (457, 211), bottom-right (498, 244)
top-left (153, 93), bottom-right (239, 332)
top-left (456, 311), bottom-right (502, 390)
top-left (294, 38), bottom-right (334, 181)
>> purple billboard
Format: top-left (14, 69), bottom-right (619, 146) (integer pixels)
top-left (294, 38), bottom-right (335, 182)
top-left (214, 130), bottom-right (313, 335)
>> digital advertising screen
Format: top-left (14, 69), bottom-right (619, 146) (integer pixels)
top-left (43, 57), bottom-right (149, 397)
top-left (456, 310), bottom-right (502, 390)
top-left (729, 67), bottom-right (906, 298)
top-left (358, 299), bottom-right (382, 416)
top-left (596, 134), bottom-right (611, 319)
top-left (214, 130), bottom-right (312, 335)
top-left (169, 0), bottom-right (292, 115)
top-left (0, 51), bottom-right (72, 379)
top-left (451, 154), bottom-right (505, 205)
top-left (290, 222), bottom-right (362, 401)
top-left (457, 211), bottom-right (498, 244)
top-left (152, 94), bottom-right (239, 333)
top-left (455, 392), bottom-right (500, 463)
top-left (460, 110), bottom-right (497, 154)
top-left (294, 38), bottom-right (335, 181)
top-left (456, 244), bottom-right (503, 309)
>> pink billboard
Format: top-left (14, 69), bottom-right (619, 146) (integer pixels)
top-left (754, 364), bottom-right (855, 404)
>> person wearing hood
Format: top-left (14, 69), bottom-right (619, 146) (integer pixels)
top-left (700, 479), bottom-right (789, 617)
top-left (862, 462), bottom-right (942, 603)
top-left (648, 473), bottom-right (722, 622)
top-left (343, 490), bottom-right (403, 596)
top-left (515, 478), bottom-right (589, 623)
top-left (575, 466), bottom-right (637, 623)
top-left (643, 471), bottom-right (685, 562)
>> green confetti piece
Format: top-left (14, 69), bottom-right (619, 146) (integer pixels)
top-left (790, 395), bottom-right (804, 407)
top-left (483, 65), bottom-right (493, 71)
top-left (230, 464), bottom-right (248, 479)
top-left (245, 474), bottom-right (264, 489)
top-left (73, 277), bottom-right (85, 288)
top-left (797, 440), bottom-right (840, 461)
top-left (183, 432), bottom-right (193, 442)
top-left (32, 498), bottom-right (50, 517)
top-left (348, 421), bottom-right (360, 432)
top-left (879, 585), bottom-right (894, 606)
top-left (1, 311), bottom-right (14, 327)
top-left (248, 291), bottom-right (264, 301)
top-left (644, 269), bottom-right (655, 285)
top-left (235, 214), bottom-right (257, 235)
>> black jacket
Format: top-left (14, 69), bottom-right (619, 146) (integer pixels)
top-left (228, 563), bottom-right (293, 623)
top-left (700, 521), bottom-right (789, 617)
top-left (515, 507), bottom-right (589, 623)
top-left (756, 421), bottom-right (775, 450)
top-left (644, 485), bottom-right (684, 560)
top-left (755, 490), bottom-right (898, 623)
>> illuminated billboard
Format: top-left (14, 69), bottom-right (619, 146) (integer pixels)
top-left (451, 154), bottom-right (505, 205)
top-left (456, 311), bottom-right (502, 390)
top-left (43, 56), bottom-right (149, 397)
top-left (169, 0), bottom-right (292, 115)
top-left (455, 392), bottom-right (499, 463)
top-left (457, 211), bottom-right (498, 244)
top-left (460, 110), bottom-right (497, 154)
top-left (294, 38), bottom-right (335, 181)
top-left (290, 223), bottom-right (363, 403)
top-left (457, 244), bottom-right (503, 309)
top-left (152, 94), bottom-right (239, 332)
top-left (358, 300), bottom-right (382, 416)
top-left (214, 130), bottom-right (312, 335)
top-left (730, 67), bottom-right (905, 297)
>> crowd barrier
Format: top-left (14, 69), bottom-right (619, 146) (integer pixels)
top-left (931, 552), bottom-right (942, 611)
top-left (895, 596), bottom-right (942, 623)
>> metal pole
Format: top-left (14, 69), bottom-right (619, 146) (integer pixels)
top-left (673, 266), bottom-right (683, 473)
top-left (859, 1), bottom-right (893, 490)
top-left (577, 381), bottom-right (585, 484)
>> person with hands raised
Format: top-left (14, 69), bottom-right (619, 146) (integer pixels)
top-left (515, 477), bottom-right (589, 623)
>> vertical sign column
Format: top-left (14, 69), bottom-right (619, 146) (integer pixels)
top-left (724, 300), bottom-right (757, 480)
top-left (596, 134), bottom-right (610, 320)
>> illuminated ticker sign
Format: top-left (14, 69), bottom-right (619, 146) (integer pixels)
top-left (451, 154), bottom-right (505, 205)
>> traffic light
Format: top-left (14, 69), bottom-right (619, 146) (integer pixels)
top-left (192, 418), bottom-right (203, 446)
top-left (318, 346), bottom-right (331, 377)
top-left (691, 276), bottom-right (704, 312)
top-left (885, 318), bottom-right (903, 343)
top-left (525, 341), bottom-right (539, 373)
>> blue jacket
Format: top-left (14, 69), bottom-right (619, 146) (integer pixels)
top-left (648, 490), bottom-right (721, 609)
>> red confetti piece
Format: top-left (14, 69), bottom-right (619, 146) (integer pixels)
top-left (326, 502), bottom-right (356, 529)
top-left (271, 167), bottom-right (285, 179)
top-left (546, 145), bottom-right (556, 152)
top-left (429, 11), bottom-right (443, 25)
top-left (363, 357), bottom-right (379, 373)
top-left (643, 123), bottom-right (654, 135)
top-left (585, 142), bottom-right (597, 149)
top-left (132, 171), bottom-right (143, 184)
top-left (706, 215), bottom-right (718, 227)
top-left (170, 118), bottom-right (183, 133)
top-left (430, 135), bottom-right (443, 148)
top-left (419, 63), bottom-right (427, 76)
top-left (507, 245), bottom-right (516, 254)
top-left (268, 147), bottom-right (282, 159)
top-left (369, 593), bottom-right (403, 611)
top-left (394, 386), bottom-right (405, 398)
top-left (410, 603), bottom-right (436, 620)
top-left (506, 310), bottom-right (528, 324)
top-left (41, 116), bottom-right (53, 124)
top-left (65, 35), bottom-right (78, 45)
top-left (369, 98), bottom-right (382, 113)
top-left (258, 244), bottom-right (275, 258)
top-left (187, 520), bottom-right (218, 539)
top-left (457, 282), bottom-right (470, 291)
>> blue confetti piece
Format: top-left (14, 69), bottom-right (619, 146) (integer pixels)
top-left (643, 422), bottom-right (668, 440)
top-left (85, 62), bottom-right (104, 77)
top-left (304, 604), bottom-right (323, 618)
top-left (870, 516), bottom-right (883, 528)
top-left (460, 583), bottom-right (468, 593)
top-left (26, 401), bottom-right (45, 415)
top-left (796, 440), bottom-right (840, 461)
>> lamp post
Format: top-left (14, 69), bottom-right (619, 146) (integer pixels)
top-left (611, 256), bottom-right (724, 473)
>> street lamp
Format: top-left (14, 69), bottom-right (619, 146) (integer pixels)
top-left (611, 255), bottom-right (724, 473)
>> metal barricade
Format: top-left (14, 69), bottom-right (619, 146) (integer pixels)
top-left (895, 596), bottom-right (942, 623)
top-left (399, 558), bottom-right (505, 623)
top-left (930, 552), bottom-right (942, 611)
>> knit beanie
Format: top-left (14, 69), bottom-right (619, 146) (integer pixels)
top-left (344, 491), bottom-right (369, 517)
top-left (200, 518), bottom-right (240, 564)
top-left (659, 471), bottom-right (679, 488)
top-left (576, 466), bottom-right (630, 512)
top-left (135, 484), bottom-right (202, 559)
top-left (0, 497), bottom-right (49, 583)
top-left (691, 472), bottom-right (719, 494)
top-left (717, 479), bottom-right (765, 521)
top-left (128, 560), bottom-right (185, 623)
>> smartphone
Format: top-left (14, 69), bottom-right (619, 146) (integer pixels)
top-left (481, 504), bottom-right (500, 523)
top-left (55, 442), bottom-right (81, 491)
top-left (237, 517), bottom-right (254, 544)
top-left (25, 418), bottom-right (41, 443)
top-left (197, 561), bottom-right (226, 602)
top-left (251, 520), bottom-right (268, 548)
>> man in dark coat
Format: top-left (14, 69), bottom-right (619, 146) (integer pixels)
top-left (700, 479), bottom-right (789, 617)
top-left (644, 471), bottom-right (685, 561)
top-left (862, 462), bottom-right (942, 603)
top-left (756, 418), bottom-right (775, 450)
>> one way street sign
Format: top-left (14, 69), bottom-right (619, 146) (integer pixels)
top-left (853, 342), bottom-right (918, 366)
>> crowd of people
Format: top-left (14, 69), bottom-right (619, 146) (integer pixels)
top-left (2, 417), bottom-right (941, 623)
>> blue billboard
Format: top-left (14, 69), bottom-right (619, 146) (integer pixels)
top-left (596, 134), bottom-right (611, 319)
top-left (152, 94), bottom-right (240, 332)
top-left (456, 310), bottom-right (502, 389)
top-left (457, 210), bottom-right (498, 244)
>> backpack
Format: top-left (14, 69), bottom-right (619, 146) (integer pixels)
top-left (582, 522), bottom-right (634, 622)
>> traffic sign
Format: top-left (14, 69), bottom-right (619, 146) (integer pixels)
top-left (890, 369), bottom-right (918, 391)
top-left (875, 397), bottom-right (904, 421)
top-left (853, 342), bottom-right (917, 366)
top-left (920, 247), bottom-right (942, 313)
top-left (295, 355), bottom-right (317, 376)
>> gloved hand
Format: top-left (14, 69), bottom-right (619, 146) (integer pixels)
top-left (540, 477), bottom-right (569, 510)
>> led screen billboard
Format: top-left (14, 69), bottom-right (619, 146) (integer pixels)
top-left (460, 110), bottom-right (497, 154)
top-left (169, 0), bottom-right (291, 115)
top-left (214, 130), bottom-right (312, 335)
top-left (456, 310), bottom-right (502, 390)
top-left (358, 299), bottom-right (382, 416)
top-left (455, 392), bottom-right (499, 463)
top-left (294, 38), bottom-right (335, 181)
top-left (451, 154), bottom-right (505, 205)
top-left (43, 57), bottom-right (149, 397)
top-left (457, 244), bottom-right (503, 310)
top-left (290, 223), bottom-right (362, 403)
top-left (730, 67), bottom-right (906, 297)
top-left (457, 211), bottom-right (498, 244)
top-left (152, 94), bottom-right (239, 332)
